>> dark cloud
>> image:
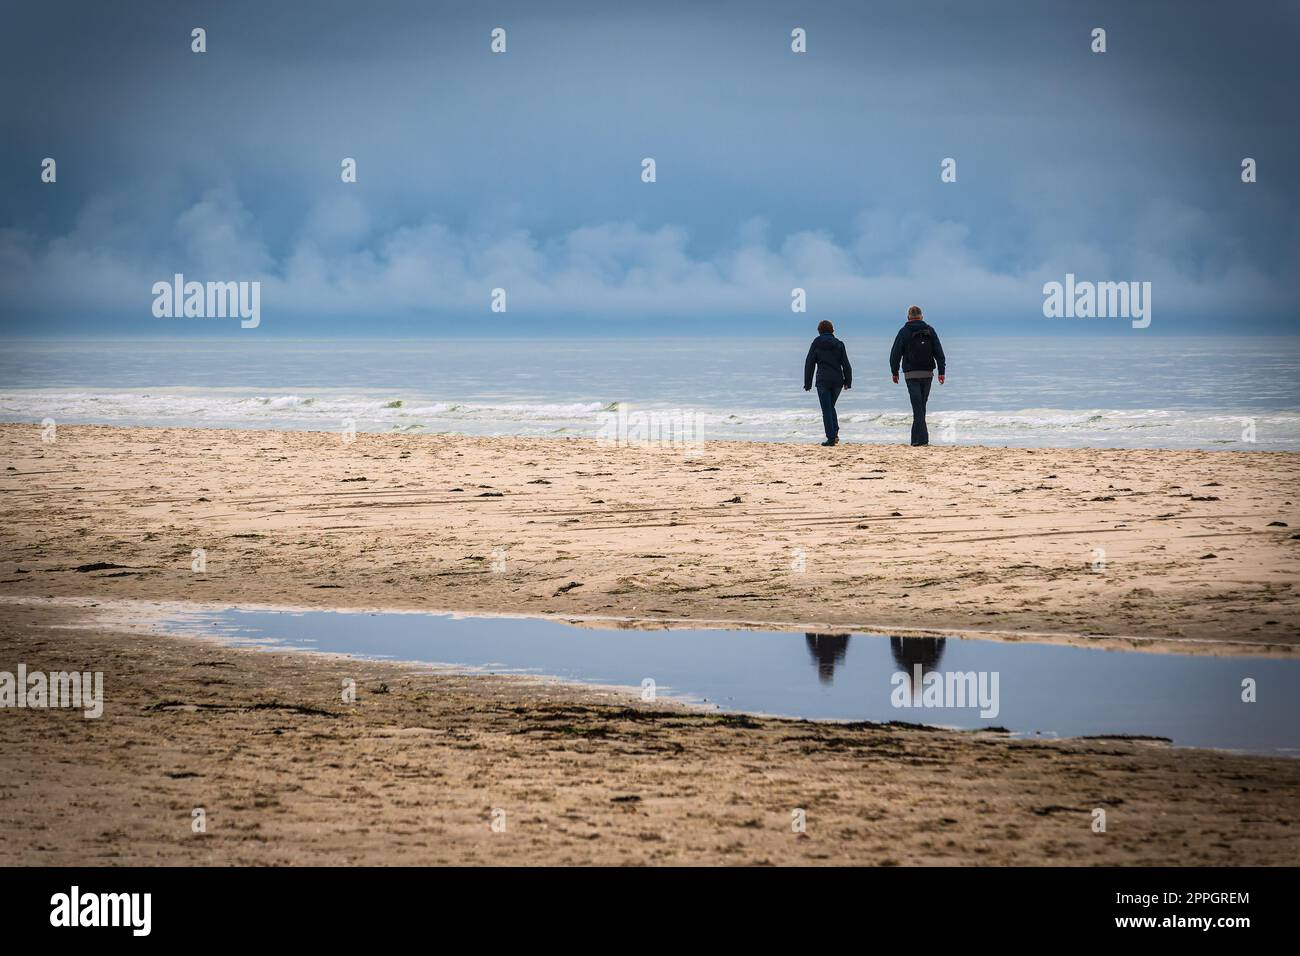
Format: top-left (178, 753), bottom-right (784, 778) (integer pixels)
top-left (1, 0), bottom-right (1296, 333)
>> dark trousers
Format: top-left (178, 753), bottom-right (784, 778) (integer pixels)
top-left (905, 376), bottom-right (932, 445)
top-left (816, 385), bottom-right (842, 441)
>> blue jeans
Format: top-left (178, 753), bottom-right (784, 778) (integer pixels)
top-left (816, 385), bottom-right (842, 441)
top-left (906, 376), bottom-right (932, 445)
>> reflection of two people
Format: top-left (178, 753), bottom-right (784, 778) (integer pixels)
top-left (804, 633), bottom-right (947, 684)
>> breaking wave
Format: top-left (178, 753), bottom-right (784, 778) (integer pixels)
top-left (1, 389), bottom-right (1296, 448)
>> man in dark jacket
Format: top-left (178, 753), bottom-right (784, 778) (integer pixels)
top-left (889, 305), bottom-right (946, 446)
top-left (803, 320), bottom-right (852, 446)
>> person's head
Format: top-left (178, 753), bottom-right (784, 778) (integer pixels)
top-left (907, 305), bottom-right (923, 322)
top-left (817, 320), bottom-right (834, 334)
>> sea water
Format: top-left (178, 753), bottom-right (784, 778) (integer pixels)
top-left (2, 335), bottom-right (1298, 449)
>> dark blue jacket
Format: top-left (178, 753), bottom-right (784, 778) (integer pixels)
top-left (804, 333), bottom-right (852, 389)
top-left (889, 320), bottom-right (946, 377)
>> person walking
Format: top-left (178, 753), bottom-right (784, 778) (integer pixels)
top-left (889, 305), bottom-right (946, 446)
top-left (803, 320), bottom-right (852, 446)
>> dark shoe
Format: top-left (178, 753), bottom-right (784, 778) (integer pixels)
top-left (910, 442), bottom-right (928, 447)
top-left (821, 438), bottom-right (838, 447)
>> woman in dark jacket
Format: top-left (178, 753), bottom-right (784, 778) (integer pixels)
top-left (803, 320), bottom-right (852, 446)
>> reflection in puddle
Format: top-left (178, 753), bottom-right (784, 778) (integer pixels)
top-left (804, 633), bottom-right (851, 684)
top-left (808, 634), bottom-right (949, 686)
top-left (161, 608), bottom-right (1300, 755)
top-left (890, 635), bottom-right (946, 675)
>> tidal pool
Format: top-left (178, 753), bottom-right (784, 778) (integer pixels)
top-left (160, 608), bottom-right (1300, 755)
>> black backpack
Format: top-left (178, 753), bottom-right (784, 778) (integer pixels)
top-left (904, 324), bottom-right (935, 369)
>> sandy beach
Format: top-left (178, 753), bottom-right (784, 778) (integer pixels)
top-left (2, 423), bottom-right (1299, 865)
top-left (1, 423), bottom-right (1297, 646)
top-left (2, 598), bottom-right (1299, 866)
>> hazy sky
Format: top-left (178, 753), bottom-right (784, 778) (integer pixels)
top-left (1, 0), bottom-right (1297, 336)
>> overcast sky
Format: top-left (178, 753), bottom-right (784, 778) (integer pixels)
top-left (1, 0), bottom-right (1297, 336)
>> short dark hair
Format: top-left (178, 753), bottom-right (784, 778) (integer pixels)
top-left (817, 320), bottom-right (834, 333)
top-left (907, 305), bottom-right (923, 319)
